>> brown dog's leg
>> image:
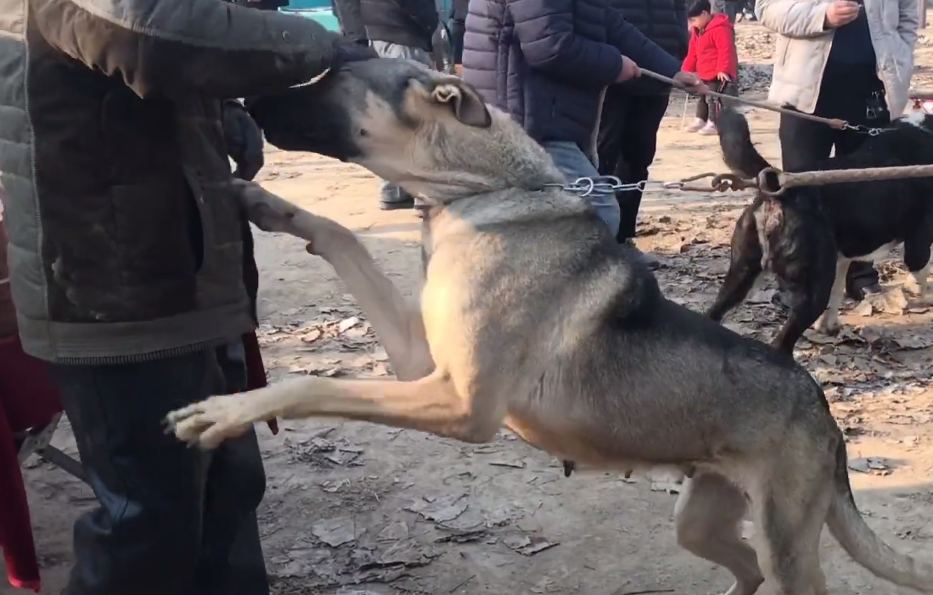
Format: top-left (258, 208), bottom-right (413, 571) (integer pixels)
top-left (813, 258), bottom-right (851, 336)
top-left (707, 207), bottom-right (764, 322)
top-left (235, 181), bottom-right (435, 381)
top-left (166, 370), bottom-right (503, 449)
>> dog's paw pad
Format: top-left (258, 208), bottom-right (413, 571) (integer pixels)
top-left (814, 316), bottom-right (842, 336)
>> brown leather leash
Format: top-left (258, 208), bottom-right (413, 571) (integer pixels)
top-left (639, 69), bottom-right (878, 134)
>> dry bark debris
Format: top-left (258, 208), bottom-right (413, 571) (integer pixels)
top-left (847, 457), bottom-right (892, 476)
top-left (258, 312), bottom-right (378, 352)
top-left (287, 432), bottom-right (366, 467)
top-left (502, 533), bottom-right (559, 556)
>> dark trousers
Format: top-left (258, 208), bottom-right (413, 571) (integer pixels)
top-left (696, 79), bottom-right (739, 121)
top-left (778, 66), bottom-right (889, 296)
top-left (597, 88), bottom-right (670, 241)
top-left (711, 0), bottom-right (739, 23)
top-left (51, 342), bottom-right (269, 595)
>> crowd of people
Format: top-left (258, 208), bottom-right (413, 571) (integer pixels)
top-left (0, 0), bottom-right (921, 593)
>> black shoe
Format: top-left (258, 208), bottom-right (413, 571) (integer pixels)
top-left (846, 281), bottom-right (882, 302)
top-left (379, 197), bottom-right (416, 210)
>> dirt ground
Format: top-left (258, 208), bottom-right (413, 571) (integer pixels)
top-left (11, 18), bottom-right (933, 595)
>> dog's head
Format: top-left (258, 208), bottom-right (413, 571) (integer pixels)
top-left (248, 58), bottom-right (563, 202)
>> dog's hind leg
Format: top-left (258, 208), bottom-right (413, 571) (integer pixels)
top-left (747, 444), bottom-right (834, 595)
top-left (674, 473), bottom-right (764, 595)
top-left (168, 370), bottom-right (505, 449)
top-left (708, 208), bottom-right (763, 322)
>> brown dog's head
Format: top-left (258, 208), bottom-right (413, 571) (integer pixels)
top-left (248, 58), bottom-right (561, 202)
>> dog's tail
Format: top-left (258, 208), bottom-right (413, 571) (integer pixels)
top-left (827, 437), bottom-right (933, 591)
top-left (717, 107), bottom-right (773, 179)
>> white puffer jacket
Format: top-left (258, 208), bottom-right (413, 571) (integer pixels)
top-left (756, 0), bottom-right (918, 118)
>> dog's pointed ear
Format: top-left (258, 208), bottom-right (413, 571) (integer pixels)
top-left (429, 79), bottom-right (492, 128)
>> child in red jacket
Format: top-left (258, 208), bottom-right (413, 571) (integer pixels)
top-left (682, 0), bottom-right (739, 135)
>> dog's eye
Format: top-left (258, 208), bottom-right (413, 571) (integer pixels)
top-left (359, 129), bottom-right (369, 137)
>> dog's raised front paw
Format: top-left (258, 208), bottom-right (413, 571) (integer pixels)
top-left (164, 394), bottom-right (256, 449)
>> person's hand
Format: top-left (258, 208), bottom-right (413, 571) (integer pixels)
top-left (716, 72), bottom-right (731, 82)
top-left (824, 0), bottom-right (860, 28)
top-left (672, 71), bottom-right (708, 95)
top-left (616, 55), bottom-right (641, 83)
top-left (223, 100), bottom-right (264, 182)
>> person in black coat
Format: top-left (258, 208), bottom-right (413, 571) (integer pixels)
top-left (359, 0), bottom-right (439, 209)
top-left (333, 0), bottom-right (370, 45)
top-left (462, 0), bottom-right (704, 238)
top-left (449, 0), bottom-right (468, 65)
top-left (596, 0), bottom-right (688, 261)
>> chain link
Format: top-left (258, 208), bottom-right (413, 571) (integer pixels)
top-left (544, 176), bottom-right (646, 197)
top-left (545, 173), bottom-right (760, 196)
top-left (842, 122), bottom-right (885, 136)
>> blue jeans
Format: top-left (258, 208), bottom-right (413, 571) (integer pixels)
top-left (51, 342), bottom-right (268, 595)
top-left (542, 141), bottom-right (621, 237)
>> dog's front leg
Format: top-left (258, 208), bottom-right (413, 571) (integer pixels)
top-left (317, 239), bottom-right (435, 381)
top-left (906, 263), bottom-right (930, 301)
top-left (167, 371), bottom-right (501, 449)
top-left (234, 181), bottom-right (435, 381)
top-left (707, 208), bottom-right (763, 322)
top-left (814, 258), bottom-right (850, 335)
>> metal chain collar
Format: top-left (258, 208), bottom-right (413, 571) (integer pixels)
top-left (843, 122), bottom-right (884, 136)
top-left (544, 176), bottom-right (646, 197)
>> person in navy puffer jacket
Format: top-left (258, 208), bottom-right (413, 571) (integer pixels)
top-left (461, 0), bottom-right (707, 237)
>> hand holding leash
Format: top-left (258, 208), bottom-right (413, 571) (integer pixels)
top-left (616, 55), bottom-right (641, 82)
top-left (672, 71), bottom-right (708, 95)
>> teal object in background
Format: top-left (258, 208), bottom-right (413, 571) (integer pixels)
top-left (280, 0), bottom-right (341, 32)
top-left (281, 0), bottom-right (454, 33)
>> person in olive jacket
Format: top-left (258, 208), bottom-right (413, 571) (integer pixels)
top-left (0, 1), bottom-right (373, 593)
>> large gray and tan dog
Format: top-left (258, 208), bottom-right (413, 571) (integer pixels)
top-left (166, 59), bottom-right (933, 595)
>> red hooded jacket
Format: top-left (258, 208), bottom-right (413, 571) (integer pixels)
top-left (682, 13), bottom-right (737, 81)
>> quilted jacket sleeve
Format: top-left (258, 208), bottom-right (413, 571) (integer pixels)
top-left (400, 0), bottom-right (440, 49)
top-left (604, 7), bottom-right (681, 78)
top-left (682, 32), bottom-right (698, 72)
top-left (31, 0), bottom-right (340, 99)
top-left (507, 0), bottom-right (623, 86)
top-left (755, 0), bottom-right (831, 38)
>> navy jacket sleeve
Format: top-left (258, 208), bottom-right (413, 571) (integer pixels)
top-left (674, 0), bottom-right (688, 57)
top-left (507, 0), bottom-right (623, 87)
top-left (605, 8), bottom-right (681, 78)
top-left (401, 0), bottom-right (441, 46)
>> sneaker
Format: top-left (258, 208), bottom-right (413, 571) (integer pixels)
top-left (380, 197), bottom-right (416, 210)
top-left (380, 186), bottom-right (416, 210)
top-left (685, 118), bottom-right (707, 132)
top-left (698, 121), bottom-right (718, 136)
top-left (846, 281), bottom-right (883, 302)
